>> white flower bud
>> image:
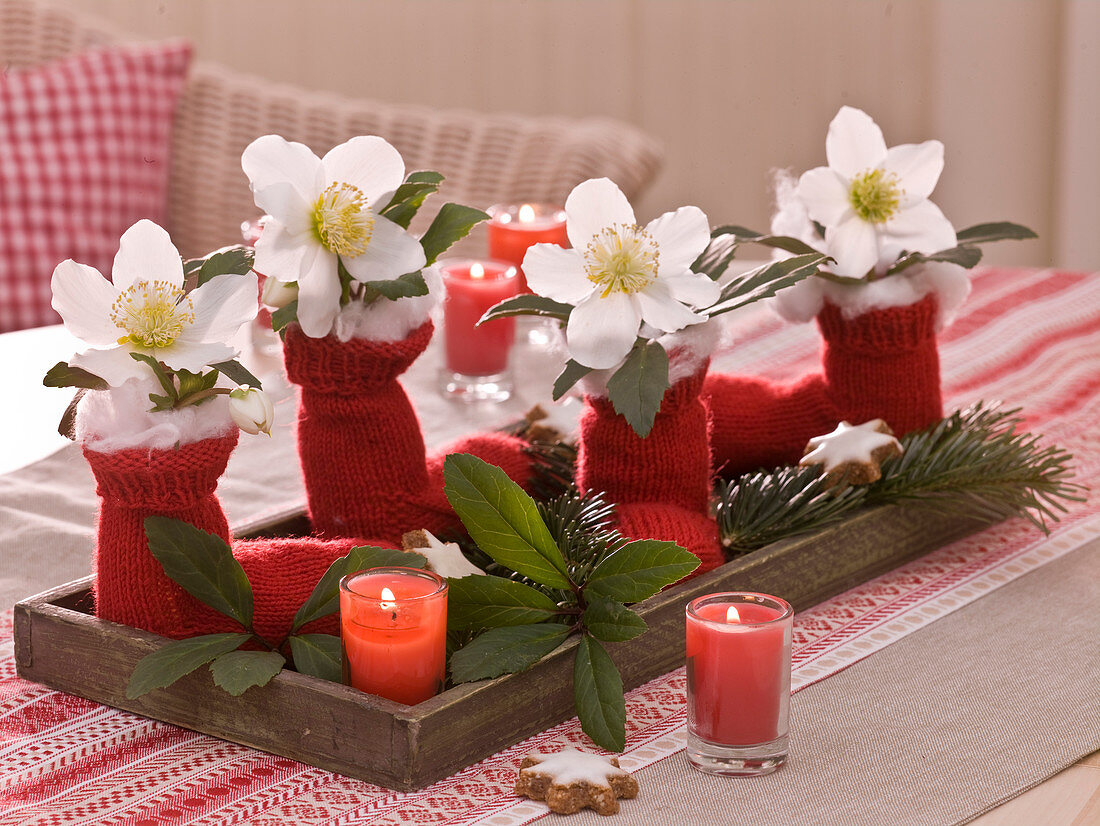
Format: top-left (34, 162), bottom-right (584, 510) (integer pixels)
top-left (229, 386), bottom-right (275, 435)
top-left (260, 277), bottom-right (299, 309)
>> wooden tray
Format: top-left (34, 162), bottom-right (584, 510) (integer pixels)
top-left (13, 504), bottom-right (990, 791)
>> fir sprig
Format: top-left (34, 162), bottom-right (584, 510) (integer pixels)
top-left (716, 403), bottom-right (1086, 555)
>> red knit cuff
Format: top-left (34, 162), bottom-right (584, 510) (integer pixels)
top-left (283, 320), bottom-right (434, 391)
top-left (817, 294), bottom-right (939, 354)
top-left (84, 431), bottom-right (238, 510)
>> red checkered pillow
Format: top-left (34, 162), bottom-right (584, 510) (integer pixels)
top-left (0, 40), bottom-right (193, 333)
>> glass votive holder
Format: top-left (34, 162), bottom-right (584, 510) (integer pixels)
top-left (685, 592), bottom-right (793, 777)
top-left (439, 258), bottom-right (519, 402)
top-left (339, 567), bottom-right (448, 706)
top-left (486, 202), bottom-right (568, 292)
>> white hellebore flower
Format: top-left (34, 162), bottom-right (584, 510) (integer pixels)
top-left (50, 220), bottom-right (258, 387)
top-left (229, 385), bottom-right (275, 435)
top-left (796, 106), bottom-right (956, 279)
top-left (241, 134), bottom-right (427, 338)
top-left (522, 178), bottom-right (720, 370)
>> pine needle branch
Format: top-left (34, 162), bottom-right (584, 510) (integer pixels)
top-left (715, 401), bottom-right (1086, 555)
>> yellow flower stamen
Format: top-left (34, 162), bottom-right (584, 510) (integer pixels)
top-left (313, 182), bottom-right (374, 257)
top-left (848, 168), bottom-right (902, 224)
top-left (110, 280), bottom-right (194, 348)
top-left (584, 224), bottom-right (659, 298)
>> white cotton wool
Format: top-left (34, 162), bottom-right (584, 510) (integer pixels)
top-left (76, 378), bottom-right (235, 453)
top-left (771, 261), bottom-right (971, 332)
top-left (332, 265), bottom-right (443, 343)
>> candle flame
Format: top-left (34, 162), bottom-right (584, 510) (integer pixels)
top-left (380, 586), bottom-right (396, 612)
top-left (726, 605), bottom-right (741, 623)
top-left (381, 587), bottom-right (395, 601)
top-left (518, 204), bottom-right (536, 223)
top-left (470, 262), bottom-right (485, 279)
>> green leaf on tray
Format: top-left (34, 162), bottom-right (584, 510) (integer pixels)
top-left (291, 545), bottom-right (426, 632)
top-left (447, 575), bottom-right (562, 630)
top-left (42, 361), bottom-right (108, 391)
top-left (126, 632), bottom-right (251, 698)
top-left (705, 253), bottom-right (828, 317)
top-left (289, 633), bottom-right (343, 683)
top-left (270, 300), bottom-right (298, 336)
top-left (552, 359), bottom-right (592, 401)
top-left (361, 271), bottom-right (430, 301)
top-left (381, 170), bottom-right (445, 229)
top-left (954, 222), bottom-right (1038, 245)
top-left (419, 203), bottom-right (490, 265)
top-left (450, 622), bottom-right (571, 683)
top-left (585, 539), bottom-right (700, 603)
top-left (443, 453), bottom-right (572, 589)
top-left (573, 635), bottom-right (626, 752)
top-left (143, 516), bottom-right (254, 629)
top-left (480, 294), bottom-right (572, 324)
top-left (582, 596), bottom-right (647, 642)
top-left (211, 359), bottom-right (262, 390)
top-left (184, 246), bottom-right (256, 287)
top-left (605, 339), bottom-right (669, 438)
top-left (209, 650), bottom-right (286, 696)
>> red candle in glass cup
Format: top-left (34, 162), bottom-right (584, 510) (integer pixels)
top-left (685, 592), bottom-right (792, 776)
top-left (441, 259), bottom-right (519, 376)
top-left (487, 203), bottom-right (568, 292)
top-left (339, 567), bottom-right (448, 706)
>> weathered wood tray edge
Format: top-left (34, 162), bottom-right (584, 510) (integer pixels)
top-left (13, 504), bottom-right (992, 791)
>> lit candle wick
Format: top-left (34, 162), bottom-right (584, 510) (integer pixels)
top-left (469, 262), bottom-right (485, 280)
top-left (381, 586), bottom-right (396, 614)
top-left (726, 605), bottom-right (741, 623)
top-left (518, 204), bottom-right (536, 223)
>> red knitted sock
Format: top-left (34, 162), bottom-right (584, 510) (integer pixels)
top-left (819, 294), bottom-right (942, 436)
top-left (576, 367), bottom-right (724, 576)
top-left (283, 321), bottom-right (458, 543)
top-left (85, 432), bottom-right (240, 639)
top-left (702, 372), bottom-right (840, 475)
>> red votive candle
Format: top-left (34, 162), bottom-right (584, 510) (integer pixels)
top-left (440, 259), bottom-right (519, 377)
top-left (685, 592), bottom-right (792, 776)
top-left (487, 203), bottom-right (568, 292)
top-left (339, 567), bottom-right (448, 706)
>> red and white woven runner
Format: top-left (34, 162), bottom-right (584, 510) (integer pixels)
top-left (1, 268), bottom-right (1096, 825)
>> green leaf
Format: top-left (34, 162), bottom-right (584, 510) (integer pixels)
top-left (479, 293), bottom-right (572, 324)
top-left (573, 635), bottom-right (626, 752)
top-left (443, 454), bottom-right (572, 589)
top-left (128, 352), bottom-right (177, 400)
top-left (57, 390), bottom-right (85, 438)
top-left (552, 359), bottom-right (592, 401)
top-left (209, 650), bottom-right (286, 696)
top-left (586, 539), bottom-right (700, 603)
top-left (211, 359), bottom-right (262, 390)
top-left (381, 170), bottom-right (445, 229)
top-left (582, 595), bottom-right (647, 642)
top-left (450, 623), bottom-right (571, 682)
top-left (43, 361), bottom-right (108, 391)
top-left (360, 271), bottom-right (429, 301)
top-left (185, 247), bottom-right (255, 287)
top-left (175, 368), bottom-right (218, 401)
top-left (605, 339), bottom-right (669, 438)
top-left (143, 516), bottom-right (254, 628)
top-left (691, 232), bottom-right (740, 282)
top-left (419, 203), bottom-right (490, 265)
top-left (288, 633), bottom-right (342, 682)
top-left (291, 545), bottom-right (426, 632)
top-left (954, 222), bottom-right (1038, 245)
top-left (126, 633), bottom-right (251, 698)
top-left (884, 245), bottom-right (983, 277)
top-left (270, 300), bottom-right (298, 335)
top-left (705, 253), bottom-right (828, 317)
top-left (447, 575), bottom-right (562, 630)
top-left (712, 224), bottom-right (823, 256)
